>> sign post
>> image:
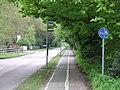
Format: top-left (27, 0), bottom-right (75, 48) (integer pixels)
top-left (46, 21), bottom-right (55, 68)
top-left (98, 27), bottom-right (109, 78)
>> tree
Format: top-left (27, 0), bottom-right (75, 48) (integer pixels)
top-left (35, 29), bottom-right (55, 47)
top-left (0, 1), bottom-right (47, 48)
top-left (24, 25), bottom-right (36, 45)
top-left (17, 37), bottom-right (31, 49)
top-left (7, 0), bottom-right (120, 76)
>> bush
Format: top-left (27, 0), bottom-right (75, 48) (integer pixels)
top-left (74, 50), bottom-right (120, 90)
top-left (91, 74), bottom-right (120, 90)
top-left (108, 54), bottom-right (120, 78)
top-left (17, 38), bottom-right (31, 49)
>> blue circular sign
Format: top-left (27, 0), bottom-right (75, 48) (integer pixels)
top-left (98, 28), bottom-right (109, 38)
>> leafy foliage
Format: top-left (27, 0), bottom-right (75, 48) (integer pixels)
top-left (24, 25), bottom-right (36, 45)
top-left (75, 50), bottom-right (120, 90)
top-left (17, 37), bottom-right (31, 48)
top-left (0, 1), bottom-right (57, 49)
top-left (7, 0), bottom-right (120, 77)
top-left (108, 53), bottom-right (120, 78)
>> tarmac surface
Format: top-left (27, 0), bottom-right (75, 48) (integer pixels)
top-left (41, 49), bottom-right (91, 90)
top-left (0, 48), bottom-right (62, 90)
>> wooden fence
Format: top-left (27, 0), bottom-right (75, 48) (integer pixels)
top-left (0, 48), bottom-right (23, 54)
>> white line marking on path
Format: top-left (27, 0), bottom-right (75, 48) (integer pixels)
top-left (65, 50), bottom-right (70, 90)
top-left (10, 64), bottom-right (15, 66)
top-left (44, 50), bottom-right (68, 90)
top-left (0, 67), bottom-right (4, 70)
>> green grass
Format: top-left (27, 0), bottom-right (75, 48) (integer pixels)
top-left (16, 49), bottom-right (66, 90)
top-left (0, 48), bottom-right (46, 59)
top-left (74, 50), bottom-right (120, 90)
top-left (0, 52), bottom-right (24, 59)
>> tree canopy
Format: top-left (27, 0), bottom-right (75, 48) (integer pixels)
top-left (7, 0), bottom-right (120, 77)
top-left (0, 1), bottom-right (56, 48)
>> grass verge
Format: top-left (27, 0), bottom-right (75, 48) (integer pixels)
top-left (74, 50), bottom-right (120, 90)
top-left (0, 52), bottom-right (24, 59)
top-left (16, 49), bottom-right (66, 90)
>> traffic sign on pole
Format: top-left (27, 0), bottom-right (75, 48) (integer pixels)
top-left (46, 21), bottom-right (55, 68)
top-left (47, 21), bottom-right (55, 32)
top-left (98, 27), bottom-right (109, 78)
top-left (98, 28), bottom-right (109, 39)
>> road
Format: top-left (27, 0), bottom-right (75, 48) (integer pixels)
top-left (0, 48), bottom-right (62, 90)
top-left (41, 49), bottom-right (91, 90)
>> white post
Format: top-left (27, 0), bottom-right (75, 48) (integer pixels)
top-left (102, 39), bottom-right (104, 78)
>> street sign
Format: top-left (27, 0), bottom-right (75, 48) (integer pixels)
top-left (98, 27), bottom-right (109, 78)
top-left (48, 29), bottom-right (54, 32)
top-left (46, 21), bottom-right (55, 68)
top-left (98, 28), bottom-right (109, 38)
top-left (47, 21), bottom-right (55, 32)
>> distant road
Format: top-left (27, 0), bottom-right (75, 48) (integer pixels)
top-left (0, 48), bottom-right (62, 90)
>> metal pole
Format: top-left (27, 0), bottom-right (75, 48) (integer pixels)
top-left (60, 31), bottom-right (62, 56)
top-left (102, 39), bottom-right (104, 78)
top-left (46, 21), bottom-right (48, 68)
top-left (60, 39), bottom-right (62, 56)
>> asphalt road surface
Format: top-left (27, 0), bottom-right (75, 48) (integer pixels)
top-left (0, 48), bottom-right (62, 90)
top-left (41, 49), bottom-right (91, 90)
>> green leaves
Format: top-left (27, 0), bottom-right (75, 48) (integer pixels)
top-left (90, 16), bottom-right (105, 23)
top-left (6, 0), bottom-right (120, 79)
top-left (116, 22), bottom-right (120, 26)
top-left (24, 25), bottom-right (36, 45)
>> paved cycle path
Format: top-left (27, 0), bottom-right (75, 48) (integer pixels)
top-left (41, 49), bottom-right (92, 90)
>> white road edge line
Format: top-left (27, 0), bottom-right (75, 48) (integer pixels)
top-left (65, 50), bottom-right (70, 90)
top-left (44, 50), bottom-right (67, 90)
